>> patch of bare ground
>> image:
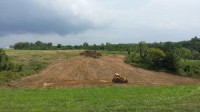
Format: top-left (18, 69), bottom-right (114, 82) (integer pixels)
top-left (9, 55), bottom-right (200, 88)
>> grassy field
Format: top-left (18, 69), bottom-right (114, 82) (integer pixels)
top-left (5, 50), bottom-right (84, 66)
top-left (0, 50), bottom-right (82, 84)
top-left (0, 86), bottom-right (200, 111)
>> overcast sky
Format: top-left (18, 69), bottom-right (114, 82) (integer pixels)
top-left (0, 0), bottom-right (200, 48)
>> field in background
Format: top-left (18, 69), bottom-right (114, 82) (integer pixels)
top-left (0, 50), bottom-right (82, 84)
top-left (100, 50), bottom-right (127, 55)
top-left (1, 86), bottom-right (200, 111)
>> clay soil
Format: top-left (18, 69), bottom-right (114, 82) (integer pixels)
top-left (9, 55), bottom-right (200, 88)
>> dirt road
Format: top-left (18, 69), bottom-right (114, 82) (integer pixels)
top-left (9, 55), bottom-right (200, 88)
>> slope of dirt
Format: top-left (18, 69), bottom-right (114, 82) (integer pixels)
top-left (9, 55), bottom-right (200, 88)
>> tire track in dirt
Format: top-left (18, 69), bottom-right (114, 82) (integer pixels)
top-left (9, 55), bottom-right (200, 88)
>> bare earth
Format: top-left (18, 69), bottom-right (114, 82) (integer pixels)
top-left (9, 55), bottom-right (200, 88)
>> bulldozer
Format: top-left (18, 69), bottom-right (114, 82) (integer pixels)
top-left (112, 73), bottom-right (128, 83)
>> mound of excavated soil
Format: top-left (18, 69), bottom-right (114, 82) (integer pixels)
top-left (80, 50), bottom-right (102, 58)
top-left (9, 55), bottom-right (200, 88)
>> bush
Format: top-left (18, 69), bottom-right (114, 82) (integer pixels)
top-left (146, 48), bottom-right (166, 69)
top-left (125, 52), bottom-right (140, 63)
top-left (162, 52), bottom-right (180, 72)
top-left (178, 60), bottom-right (200, 77)
top-left (0, 49), bottom-right (14, 71)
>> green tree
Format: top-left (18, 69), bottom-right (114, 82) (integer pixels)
top-left (163, 42), bottom-right (177, 52)
top-left (192, 51), bottom-right (200, 60)
top-left (174, 48), bottom-right (192, 61)
top-left (138, 41), bottom-right (148, 62)
top-left (83, 42), bottom-right (89, 49)
top-left (47, 43), bottom-right (53, 49)
top-left (13, 42), bottom-right (31, 50)
top-left (128, 51), bottom-right (140, 63)
top-left (100, 43), bottom-right (105, 50)
top-left (57, 44), bottom-right (62, 49)
top-left (190, 36), bottom-right (200, 52)
top-left (34, 41), bottom-right (47, 50)
top-left (163, 52), bottom-right (180, 72)
top-left (92, 44), bottom-right (97, 50)
top-left (146, 48), bottom-right (166, 68)
top-left (105, 42), bottom-right (112, 51)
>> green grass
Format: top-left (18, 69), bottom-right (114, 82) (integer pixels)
top-left (100, 50), bottom-right (128, 55)
top-left (5, 50), bottom-right (83, 65)
top-left (0, 86), bottom-right (200, 111)
top-left (0, 50), bottom-right (82, 84)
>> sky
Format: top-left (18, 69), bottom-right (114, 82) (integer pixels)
top-left (0, 0), bottom-right (200, 48)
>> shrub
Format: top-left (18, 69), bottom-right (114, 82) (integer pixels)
top-left (146, 48), bottom-right (166, 68)
top-left (0, 49), bottom-right (11, 71)
top-left (126, 52), bottom-right (140, 63)
top-left (0, 49), bottom-right (18, 72)
top-left (162, 52), bottom-right (180, 72)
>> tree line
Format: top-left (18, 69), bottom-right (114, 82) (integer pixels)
top-left (11, 37), bottom-right (200, 59)
top-left (11, 41), bottom-right (134, 51)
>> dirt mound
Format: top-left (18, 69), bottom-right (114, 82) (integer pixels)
top-left (80, 50), bottom-right (102, 58)
top-left (9, 55), bottom-right (200, 88)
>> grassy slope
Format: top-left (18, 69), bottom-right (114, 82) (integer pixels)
top-left (0, 50), bottom-right (82, 84)
top-left (1, 86), bottom-right (200, 111)
top-left (6, 50), bottom-right (83, 65)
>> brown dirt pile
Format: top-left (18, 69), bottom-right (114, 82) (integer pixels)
top-left (9, 55), bottom-right (200, 88)
top-left (80, 50), bottom-right (102, 58)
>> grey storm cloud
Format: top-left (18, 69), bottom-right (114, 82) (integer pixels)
top-left (0, 0), bottom-right (94, 36)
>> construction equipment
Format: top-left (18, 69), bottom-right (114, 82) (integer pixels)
top-left (112, 73), bottom-right (128, 83)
